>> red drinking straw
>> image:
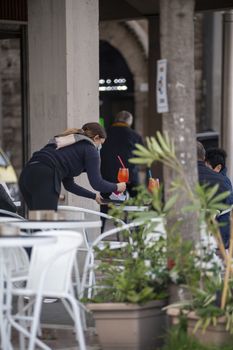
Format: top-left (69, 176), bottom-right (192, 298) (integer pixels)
top-left (117, 155), bottom-right (126, 168)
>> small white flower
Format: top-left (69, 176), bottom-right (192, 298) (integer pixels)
top-left (144, 260), bottom-right (151, 268)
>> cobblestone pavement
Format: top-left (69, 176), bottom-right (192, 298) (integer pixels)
top-left (12, 327), bottom-right (101, 349)
top-left (11, 299), bottom-right (101, 349)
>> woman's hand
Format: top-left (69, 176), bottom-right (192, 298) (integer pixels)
top-left (95, 193), bottom-right (103, 204)
top-left (117, 182), bottom-right (126, 193)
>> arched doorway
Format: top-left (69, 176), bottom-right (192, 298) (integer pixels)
top-left (99, 40), bottom-right (134, 130)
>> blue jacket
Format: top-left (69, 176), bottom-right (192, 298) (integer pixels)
top-left (198, 161), bottom-right (233, 248)
top-left (219, 167), bottom-right (233, 203)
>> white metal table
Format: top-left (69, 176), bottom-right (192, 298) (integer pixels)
top-left (8, 219), bottom-right (102, 230)
top-left (0, 234), bottom-right (56, 350)
top-left (0, 217), bottom-right (22, 223)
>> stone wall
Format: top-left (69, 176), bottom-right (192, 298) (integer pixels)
top-left (0, 38), bottom-right (22, 177)
top-left (194, 13), bottom-right (205, 132)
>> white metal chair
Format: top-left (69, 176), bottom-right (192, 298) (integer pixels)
top-left (1, 213), bottom-right (29, 287)
top-left (80, 217), bottom-right (167, 300)
top-left (3, 247), bottom-right (29, 285)
top-left (57, 205), bottom-right (126, 291)
top-left (80, 221), bottom-right (142, 299)
top-left (11, 230), bottom-right (86, 350)
top-left (0, 209), bottom-right (26, 220)
top-left (58, 204), bottom-right (125, 238)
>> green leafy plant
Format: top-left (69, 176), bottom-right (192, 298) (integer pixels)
top-left (162, 321), bottom-right (233, 350)
top-left (129, 132), bottom-right (233, 336)
top-left (89, 131), bottom-right (233, 341)
top-left (89, 220), bottom-right (169, 304)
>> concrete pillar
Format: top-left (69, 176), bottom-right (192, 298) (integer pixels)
top-left (28, 0), bottom-right (99, 208)
top-left (203, 12), bottom-right (222, 134)
top-left (147, 15), bottom-right (163, 181)
top-left (210, 12), bottom-right (223, 133)
top-left (222, 11), bottom-right (233, 182)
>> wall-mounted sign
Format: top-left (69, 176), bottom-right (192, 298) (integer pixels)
top-left (156, 59), bottom-right (169, 113)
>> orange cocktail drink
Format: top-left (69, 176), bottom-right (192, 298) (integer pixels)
top-left (148, 178), bottom-right (159, 192)
top-left (117, 168), bottom-right (129, 183)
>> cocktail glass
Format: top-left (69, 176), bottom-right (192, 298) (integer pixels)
top-left (117, 168), bottom-right (129, 183)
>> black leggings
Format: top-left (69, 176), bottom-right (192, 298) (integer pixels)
top-left (19, 163), bottom-right (59, 210)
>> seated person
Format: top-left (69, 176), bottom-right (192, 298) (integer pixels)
top-left (197, 142), bottom-right (233, 248)
top-left (205, 147), bottom-right (233, 194)
top-left (205, 147), bottom-right (233, 249)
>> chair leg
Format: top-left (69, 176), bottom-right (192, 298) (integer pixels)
top-left (66, 295), bottom-right (86, 350)
top-left (73, 257), bottom-right (81, 297)
top-left (28, 295), bottom-right (43, 350)
top-left (87, 253), bottom-right (95, 299)
top-left (18, 295), bottom-right (26, 350)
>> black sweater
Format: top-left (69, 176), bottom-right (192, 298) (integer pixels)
top-left (29, 140), bottom-right (117, 199)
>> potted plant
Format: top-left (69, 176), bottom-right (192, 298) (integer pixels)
top-left (166, 227), bottom-right (233, 347)
top-left (129, 132), bottom-right (233, 347)
top-left (85, 217), bottom-right (169, 350)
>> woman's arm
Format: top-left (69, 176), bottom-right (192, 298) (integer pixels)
top-left (62, 177), bottom-right (96, 199)
top-left (84, 147), bottom-right (117, 193)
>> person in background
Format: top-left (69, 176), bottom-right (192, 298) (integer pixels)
top-left (205, 147), bottom-right (233, 196)
top-left (100, 110), bottom-right (143, 198)
top-left (197, 142), bottom-right (233, 248)
top-left (19, 122), bottom-right (126, 210)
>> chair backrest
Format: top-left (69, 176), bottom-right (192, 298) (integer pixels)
top-left (58, 205), bottom-right (125, 224)
top-left (3, 247), bottom-right (29, 277)
top-left (143, 217), bottom-right (166, 245)
top-left (27, 230), bottom-right (83, 295)
top-left (0, 209), bottom-right (26, 220)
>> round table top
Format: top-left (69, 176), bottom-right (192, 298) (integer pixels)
top-left (0, 235), bottom-right (56, 247)
top-left (0, 217), bottom-right (22, 223)
top-left (7, 219), bottom-right (102, 230)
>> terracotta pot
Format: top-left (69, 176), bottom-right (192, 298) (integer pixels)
top-left (187, 311), bottom-right (233, 347)
top-left (167, 307), bottom-right (233, 347)
top-left (87, 300), bottom-right (167, 350)
top-left (168, 284), bottom-right (192, 304)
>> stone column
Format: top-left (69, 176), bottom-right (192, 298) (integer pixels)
top-left (147, 15), bottom-right (163, 181)
top-left (222, 11), bottom-right (233, 182)
top-left (160, 0), bottom-right (198, 242)
top-left (28, 0), bottom-right (99, 209)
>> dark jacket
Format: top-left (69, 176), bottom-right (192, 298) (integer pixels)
top-left (198, 161), bottom-right (233, 248)
top-left (198, 161), bottom-right (232, 203)
top-left (100, 123), bottom-right (143, 191)
top-left (27, 139), bottom-right (117, 199)
top-left (220, 167), bottom-right (233, 203)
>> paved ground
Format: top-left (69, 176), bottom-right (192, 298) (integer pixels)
top-left (12, 327), bottom-right (100, 349)
top-left (11, 299), bottom-right (101, 349)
